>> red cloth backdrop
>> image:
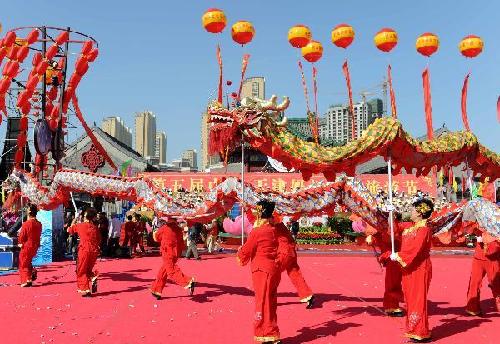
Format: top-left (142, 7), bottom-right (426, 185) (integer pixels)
top-left (139, 172), bottom-right (437, 197)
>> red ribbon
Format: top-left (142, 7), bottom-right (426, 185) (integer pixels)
top-left (72, 95), bottom-right (116, 170)
top-left (388, 65), bottom-right (397, 118)
top-left (461, 73), bottom-right (471, 131)
top-left (422, 68), bottom-right (434, 140)
top-left (216, 45), bottom-right (223, 104)
top-left (311, 66), bottom-right (319, 143)
top-left (497, 96), bottom-right (500, 124)
top-left (342, 60), bottom-right (356, 140)
top-left (237, 54), bottom-right (250, 100)
top-left (297, 61), bottom-right (310, 112)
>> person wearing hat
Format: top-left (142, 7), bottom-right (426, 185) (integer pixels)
top-left (237, 200), bottom-right (282, 344)
top-left (17, 204), bottom-right (42, 287)
top-left (150, 217), bottom-right (195, 300)
top-left (390, 198), bottom-right (434, 343)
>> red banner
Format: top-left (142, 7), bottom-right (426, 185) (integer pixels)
top-left (342, 60), bottom-right (356, 139)
top-left (461, 73), bottom-right (471, 131)
top-left (422, 68), bottom-right (434, 140)
top-left (140, 172), bottom-right (437, 197)
top-left (497, 95), bottom-right (500, 123)
top-left (216, 45), bottom-right (223, 103)
top-left (297, 61), bottom-right (310, 112)
top-left (237, 54), bottom-right (250, 100)
top-left (388, 65), bottom-right (397, 118)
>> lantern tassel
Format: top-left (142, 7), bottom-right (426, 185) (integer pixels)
top-left (342, 60), bottom-right (356, 140)
top-left (422, 67), bottom-right (434, 140)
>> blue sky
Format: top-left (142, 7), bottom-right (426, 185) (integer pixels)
top-left (3, 0), bottom-right (499, 161)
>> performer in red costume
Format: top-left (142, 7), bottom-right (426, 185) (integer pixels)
top-left (120, 214), bottom-right (135, 253)
top-left (366, 216), bottom-right (404, 317)
top-left (150, 218), bottom-right (195, 300)
top-left (17, 205), bottom-right (42, 287)
top-left (274, 219), bottom-right (314, 308)
top-left (132, 213), bottom-right (146, 254)
top-left (391, 198), bottom-right (434, 343)
top-left (237, 200), bottom-right (282, 344)
top-left (465, 231), bottom-right (500, 315)
top-left (68, 208), bottom-right (101, 297)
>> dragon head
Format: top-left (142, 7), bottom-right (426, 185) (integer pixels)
top-left (207, 95), bottom-right (289, 157)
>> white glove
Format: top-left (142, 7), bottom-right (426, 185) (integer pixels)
top-left (389, 252), bottom-right (398, 261)
top-left (476, 236), bottom-right (483, 243)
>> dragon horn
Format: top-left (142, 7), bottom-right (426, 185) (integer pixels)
top-left (275, 96), bottom-right (290, 111)
top-left (276, 116), bottom-right (288, 126)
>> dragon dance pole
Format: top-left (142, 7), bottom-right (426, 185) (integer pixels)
top-left (241, 137), bottom-right (245, 245)
top-left (387, 156), bottom-right (395, 254)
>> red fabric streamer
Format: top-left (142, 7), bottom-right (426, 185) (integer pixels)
top-left (342, 60), bottom-right (356, 140)
top-left (448, 166), bottom-right (454, 185)
top-left (237, 54), bottom-right (250, 100)
top-left (311, 66), bottom-right (319, 143)
top-left (461, 73), bottom-right (471, 131)
top-left (216, 45), bottom-right (223, 104)
top-left (497, 96), bottom-right (500, 123)
top-left (422, 68), bottom-right (434, 140)
top-left (388, 65), bottom-right (397, 118)
top-left (72, 95), bottom-right (116, 170)
top-left (297, 61), bottom-right (310, 112)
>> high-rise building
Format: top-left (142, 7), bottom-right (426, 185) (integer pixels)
top-left (154, 131), bottom-right (167, 165)
top-left (321, 99), bottom-right (383, 144)
top-left (240, 76), bottom-right (265, 99)
top-left (181, 149), bottom-right (198, 169)
top-left (134, 111), bottom-right (156, 159)
top-left (101, 116), bottom-right (132, 147)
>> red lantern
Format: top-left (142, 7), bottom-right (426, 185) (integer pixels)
top-left (459, 35), bottom-right (484, 58)
top-left (14, 150), bottom-right (24, 164)
top-left (75, 58), bottom-right (89, 75)
top-left (55, 31), bottom-right (70, 45)
top-left (87, 48), bottom-right (99, 62)
top-left (46, 45), bottom-right (59, 59)
top-left (6, 63), bottom-right (19, 78)
top-left (4, 31), bottom-right (17, 46)
top-left (32, 52), bottom-right (42, 67)
top-left (416, 33), bottom-right (439, 57)
top-left (19, 117), bottom-right (28, 130)
top-left (231, 21), bottom-right (255, 45)
top-left (301, 40), bottom-right (323, 63)
top-left (17, 133), bottom-right (27, 147)
top-left (49, 119), bottom-right (58, 131)
top-left (16, 46), bottom-right (30, 61)
top-left (374, 28), bottom-right (398, 52)
top-left (0, 78), bottom-right (11, 93)
top-left (331, 24), bottom-right (355, 49)
top-left (288, 25), bottom-right (312, 48)
top-left (226, 80), bottom-right (232, 86)
top-left (81, 41), bottom-right (93, 54)
top-left (202, 8), bottom-right (227, 34)
top-left (26, 29), bottom-right (39, 44)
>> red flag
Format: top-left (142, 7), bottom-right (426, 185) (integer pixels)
top-left (461, 174), bottom-right (466, 194)
top-left (497, 96), bottom-right (500, 123)
top-left (422, 68), bottom-right (434, 140)
top-left (388, 65), bottom-right (397, 118)
top-left (461, 73), bottom-right (471, 131)
top-left (216, 45), bottom-right (223, 103)
top-left (342, 60), bottom-right (356, 140)
top-left (237, 54), bottom-right (250, 100)
top-left (448, 166), bottom-right (453, 185)
top-left (298, 61), bottom-right (310, 112)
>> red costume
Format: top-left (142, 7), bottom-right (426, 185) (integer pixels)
top-left (237, 222), bottom-right (281, 343)
top-left (120, 221), bottom-right (135, 247)
top-left (151, 222), bottom-right (193, 296)
top-left (372, 224), bottom-right (404, 313)
top-left (465, 240), bottom-right (500, 315)
top-left (274, 222), bottom-right (313, 303)
top-left (394, 220), bottom-right (432, 341)
top-left (18, 218), bottom-right (42, 286)
top-left (132, 220), bottom-right (146, 253)
top-left (68, 222), bottom-right (101, 294)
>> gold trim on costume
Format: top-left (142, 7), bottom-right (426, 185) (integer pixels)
top-left (465, 309), bottom-right (481, 316)
top-left (184, 277), bottom-right (195, 289)
top-left (236, 256), bottom-right (244, 266)
top-left (300, 295), bottom-right (313, 303)
top-left (385, 308), bottom-right (403, 313)
top-left (254, 335), bottom-right (280, 342)
top-left (150, 289), bottom-right (162, 297)
top-left (405, 333), bottom-right (432, 340)
top-left (77, 289), bottom-right (91, 294)
top-left (394, 253), bottom-right (407, 268)
top-left (402, 220), bottom-right (427, 236)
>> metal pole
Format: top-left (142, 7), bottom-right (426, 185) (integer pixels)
top-left (241, 138), bottom-right (245, 245)
top-left (387, 156), bottom-right (395, 254)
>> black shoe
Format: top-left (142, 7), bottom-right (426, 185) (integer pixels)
top-left (196, 257), bottom-right (201, 260)
top-left (189, 281), bottom-right (196, 296)
top-left (306, 295), bottom-right (315, 309)
top-left (410, 338), bottom-right (432, 343)
top-left (21, 281), bottom-right (32, 288)
top-left (82, 292), bottom-right (92, 298)
top-left (31, 269), bottom-right (38, 282)
top-left (151, 291), bottom-right (161, 300)
top-left (91, 279), bottom-right (98, 294)
top-left (387, 310), bottom-right (404, 317)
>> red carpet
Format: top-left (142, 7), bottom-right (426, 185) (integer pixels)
top-left (0, 254), bottom-right (497, 344)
